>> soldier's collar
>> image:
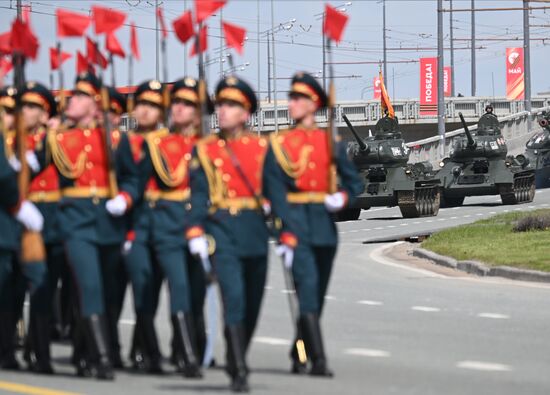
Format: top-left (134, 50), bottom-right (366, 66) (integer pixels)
top-left (295, 121), bottom-right (319, 131)
top-left (220, 127), bottom-right (247, 141)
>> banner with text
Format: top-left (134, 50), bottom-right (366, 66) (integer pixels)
top-left (373, 76), bottom-right (381, 99)
top-left (506, 47), bottom-right (524, 100)
top-left (444, 66), bottom-right (452, 97)
top-left (420, 57), bottom-right (438, 115)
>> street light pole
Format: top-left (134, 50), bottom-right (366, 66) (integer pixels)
top-left (523, 0), bottom-right (532, 115)
top-left (449, 0), bottom-right (455, 96)
top-left (271, 0), bottom-right (279, 132)
top-left (471, 0), bottom-right (476, 96)
top-left (322, 13), bottom-right (326, 91)
top-left (383, 0), bottom-right (388, 87)
top-left (437, 0), bottom-right (446, 156)
top-left (155, 0), bottom-right (159, 81)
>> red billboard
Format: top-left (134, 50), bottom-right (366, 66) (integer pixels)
top-left (420, 57), bottom-right (438, 115)
top-left (444, 66), bottom-right (452, 97)
top-left (373, 76), bottom-right (381, 99)
top-left (506, 47), bottom-right (524, 100)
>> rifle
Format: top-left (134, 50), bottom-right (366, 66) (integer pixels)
top-left (325, 37), bottom-right (338, 194)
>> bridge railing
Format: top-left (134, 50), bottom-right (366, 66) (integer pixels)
top-left (406, 106), bottom-right (550, 166)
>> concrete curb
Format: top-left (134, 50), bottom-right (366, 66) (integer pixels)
top-left (413, 247), bottom-right (550, 283)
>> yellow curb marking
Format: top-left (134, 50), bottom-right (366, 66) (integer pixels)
top-left (0, 381), bottom-right (82, 395)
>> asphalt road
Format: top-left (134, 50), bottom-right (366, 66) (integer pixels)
top-left (1, 189), bottom-right (550, 395)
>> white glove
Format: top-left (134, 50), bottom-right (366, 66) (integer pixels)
top-left (15, 200), bottom-right (44, 232)
top-left (275, 244), bottom-right (294, 270)
top-left (8, 156), bottom-right (21, 172)
top-left (105, 194), bottom-right (128, 217)
top-left (189, 236), bottom-right (209, 261)
top-left (324, 192), bottom-right (346, 213)
top-left (122, 240), bottom-right (133, 255)
top-left (26, 151), bottom-right (41, 173)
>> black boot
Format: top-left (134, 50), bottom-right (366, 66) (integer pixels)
top-left (128, 320), bottom-right (146, 372)
top-left (225, 325), bottom-right (249, 393)
top-left (300, 314), bottom-right (333, 378)
top-left (72, 319), bottom-right (92, 377)
top-left (106, 307), bottom-right (124, 369)
top-left (137, 314), bottom-right (163, 374)
top-left (171, 312), bottom-right (202, 378)
top-left (28, 313), bottom-right (54, 374)
top-left (0, 312), bottom-right (20, 370)
top-left (194, 314), bottom-right (207, 365)
top-left (83, 315), bottom-right (114, 380)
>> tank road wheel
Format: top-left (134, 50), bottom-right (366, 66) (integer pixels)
top-left (431, 188), bottom-right (441, 216)
top-left (526, 176), bottom-right (536, 202)
top-left (337, 208), bottom-right (361, 222)
top-left (499, 183), bottom-right (518, 205)
top-left (398, 190), bottom-right (419, 218)
top-left (441, 195), bottom-right (465, 208)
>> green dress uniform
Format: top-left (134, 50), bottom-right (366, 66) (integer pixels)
top-left (186, 76), bottom-right (298, 392)
top-left (270, 72), bottom-right (362, 376)
top-left (42, 73), bottom-right (139, 379)
top-left (0, 109), bottom-right (23, 370)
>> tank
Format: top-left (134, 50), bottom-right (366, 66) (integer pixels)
top-left (340, 114), bottom-right (441, 220)
top-left (524, 111), bottom-right (550, 189)
top-left (437, 107), bottom-right (535, 207)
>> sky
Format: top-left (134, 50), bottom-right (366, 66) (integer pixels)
top-left (1, 0), bottom-right (550, 102)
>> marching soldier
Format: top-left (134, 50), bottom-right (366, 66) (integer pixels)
top-left (40, 72), bottom-right (139, 380)
top-left (270, 72), bottom-right (362, 376)
top-left (0, 87), bottom-right (44, 371)
top-left (186, 76), bottom-right (298, 392)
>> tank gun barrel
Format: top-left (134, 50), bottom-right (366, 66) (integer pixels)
top-left (459, 112), bottom-right (476, 148)
top-left (343, 114), bottom-right (369, 152)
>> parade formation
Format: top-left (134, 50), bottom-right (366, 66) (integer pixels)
top-left (0, 1), bottom-right (365, 393)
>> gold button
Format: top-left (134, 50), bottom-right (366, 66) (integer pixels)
top-left (310, 180), bottom-right (318, 187)
top-left (86, 162), bottom-right (94, 169)
top-left (308, 162), bottom-right (316, 169)
top-left (113, 131), bottom-right (120, 139)
top-left (184, 153), bottom-right (192, 161)
top-left (92, 196), bottom-right (100, 205)
top-left (242, 136), bottom-right (250, 144)
top-left (222, 173), bottom-right (231, 182)
top-left (34, 135), bottom-right (40, 142)
top-left (149, 201), bottom-right (156, 208)
top-left (229, 207), bottom-right (239, 215)
top-left (277, 136), bottom-right (284, 143)
top-left (90, 180), bottom-right (97, 187)
top-left (228, 190), bottom-right (236, 198)
top-left (214, 158), bottom-right (224, 167)
top-left (217, 139), bottom-right (226, 147)
top-left (185, 203), bottom-right (192, 211)
top-left (84, 144), bottom-right (92, 152)
top-left (56, 134), bottom-right (63, 141)
top-left (258, 138), bottom-right (267, 147)
top-left (154, 138), bottom-right (161, 144)
top-left (84, 129), bottom-right (91, 137)
top-left (39, 180), bottom-right (46, 187)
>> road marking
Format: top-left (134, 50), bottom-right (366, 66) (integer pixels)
top-left (387, 225), bottom-right (396, 228)
top-left (253, 336), bottom-right (291, 346)
top-left (476, 213), bottom-right (484, 216)
top-left (325, 295), bottom-right (337, 300)
top-left (0, 381), bottom-right (82, 395)
top-left (463, 214), bottom-right (471, 218)
top-left (456, 360), bottom-right (512, 372)
top-left (119, 319), bottom-right (136, 325)
top-left (264, 285), bottom-right (273, 290)
top-left (370, 243), bottom-right (448, 278)
top-left (281, 289), bottom-right (296, 294)
top-left (357, 300), bottom-right (383, 306)
top-left (345, 348), bottom-right (390, 358)
top-left (489, 211), bottom-right (497, 214)
top-left (412, 306), bottom-right (441, 312)
top-left (450, 216), bottom-right (458, 220)
top-left (477, 313), bottom-right (510, 320)
top-left (400, 223), bottom-right (408, 226)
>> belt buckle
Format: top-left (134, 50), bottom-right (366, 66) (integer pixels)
top-left (92, 195), bottom-right (100, 205)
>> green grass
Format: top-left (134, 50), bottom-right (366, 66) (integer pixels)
top-left (421, 209), bottom-right (550, 272)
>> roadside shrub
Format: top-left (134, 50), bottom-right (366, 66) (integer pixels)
top-left (513, 214), bottom-right (550, 232)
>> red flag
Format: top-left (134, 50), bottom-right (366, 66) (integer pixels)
top-left (130, 23), bottom-right (140, 60)
top-left (76, 50), bottom-right (92, 74)
top-left (0, 32), bottom-right (11, 55)
top-left (0, 57), bottom-right (13, 75)
top-left (86, 37), bottom-right (108, 69)
top-left (56, 9), bottom-right (91, 37)
top-left (190, 25), bottom-right (208, 57)
top-left (106, 32), bottom-right (125, 58)
top-left (92, 6), bottom-right (127, 35)
top-left (323, 4), bottom-right (349, 43)
top-left (49, 47), bottom-right (72, 70)
top-left (10, 19), bottom-right (39, 60)
top-left (195, 0), bottom-right (226, 24)
top-left (379, 71), bottom-right (394, 119)
top-left (223, 21), bottom-right (246, 55)
top-left (156, 6), bottom-right (168, 39)
top-left (22, 5), bottom-right (31, 23)
top-left (173, 11), bottom-right (194, 44)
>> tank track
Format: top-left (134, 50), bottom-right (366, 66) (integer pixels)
top-left (397, 184), bottom-right (440, 218)
top-left (499, 172), bottom-right (536, 205)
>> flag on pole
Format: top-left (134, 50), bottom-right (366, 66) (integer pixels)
top-left (156, 6), bottom-right (168, 39)
top-left (49, 47), bottom-right (72, 70)
top-left (92, 6), bottom-right (127, 35)
top-left (190, 25), bottom-right (208, 57)
top-left (223, 21), bottom-right (246, 55)
top-left (0, 32), bottom-right (11, 55)
top-left (76, 50), bottom-right (93, 74)
top-left (10, 19), bottom-right (39, 60)
top-left (0, 56), bottom-right (13, 75)
top-left (322, 4), bottom-right (349, 43)
top-left (379, 71), bottom-right (394, 119)
top-left (195, 0), bottom-right (227, 24)
top-left (173, 11), bottom-right (194, 44)
top-left (56, 9), bottom-right (91, 37)
top-left (130, 23), bottom-right (140, 61)
top-left (86, 37), bottom-right (108, 69)
top-left (106, 32), bottom-right (125, 58)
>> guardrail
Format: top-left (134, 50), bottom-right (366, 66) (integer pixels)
top-left (406, 106), bottom-right (550, 166)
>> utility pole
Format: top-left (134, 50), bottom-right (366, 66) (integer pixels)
top-left (219, 10), bottom-right (224, 77)
top-left (257, 0), bottom-right (261, 102)
top-left (271, 0), bottom-right (278, 132)
top-left (155, 0), bottom-right (159, 81)
top-left (383, 0), bottom-right (388, 87)
top-left (437, 0), bottom-right (445, 156)
top-left (449, 0), bottom-right (455, 96)
top-left (471, 0), bottom-right (475, 96)
top-left (183, 0), bottom-right (187, 75)
top-left (322, 13), bottom-right (326, 91)
top-left (523, 0), bottom-right (532, 114)
top-left (267, 33), bottom-right (271, 103)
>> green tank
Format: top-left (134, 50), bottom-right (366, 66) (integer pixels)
top-left (438, 107), bottom-right (535, 207)
top-left (340, 114), bottom-right (441, 220)
top-left (524, 111), bottom-right (550, 189)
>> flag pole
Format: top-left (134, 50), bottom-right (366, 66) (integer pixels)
top-left (325, 35), bottom-right (337, 194)
top-left (110, 53), bottom-right (115, 87)
top-left (56, 41), bottom-right (66, 124)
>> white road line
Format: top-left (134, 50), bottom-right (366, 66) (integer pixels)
top-left (489, 212), bottom-right (497, 215)
top-left (450, 216), bottom-right (458, 220)
top-left (325, 295), bottom-right (337, 300)
top-left (463, 215), bottom-right (471, 218)
top-left (119, 319), bottom-right (136, 325)
top-left (264, 285), bottom-right (273, 290)
top-left (477, 313), bottom-right (510, 320)
top-left (357, 300), bottom-right (383, 306)
top-left (456, 360), bottom-right (512, 372)
top-left (345, 348), bottom-right (391, 358)
top-left (411, 306), bottom-right (441, 312)
top-left (281, 289), bottom-right (295, 294)
top-left (253, 337), bottom-right (292, 346)
top-left (476, 213), bottom-right (484, 216)
top-left (370, 243), bottom-right (448, 278)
